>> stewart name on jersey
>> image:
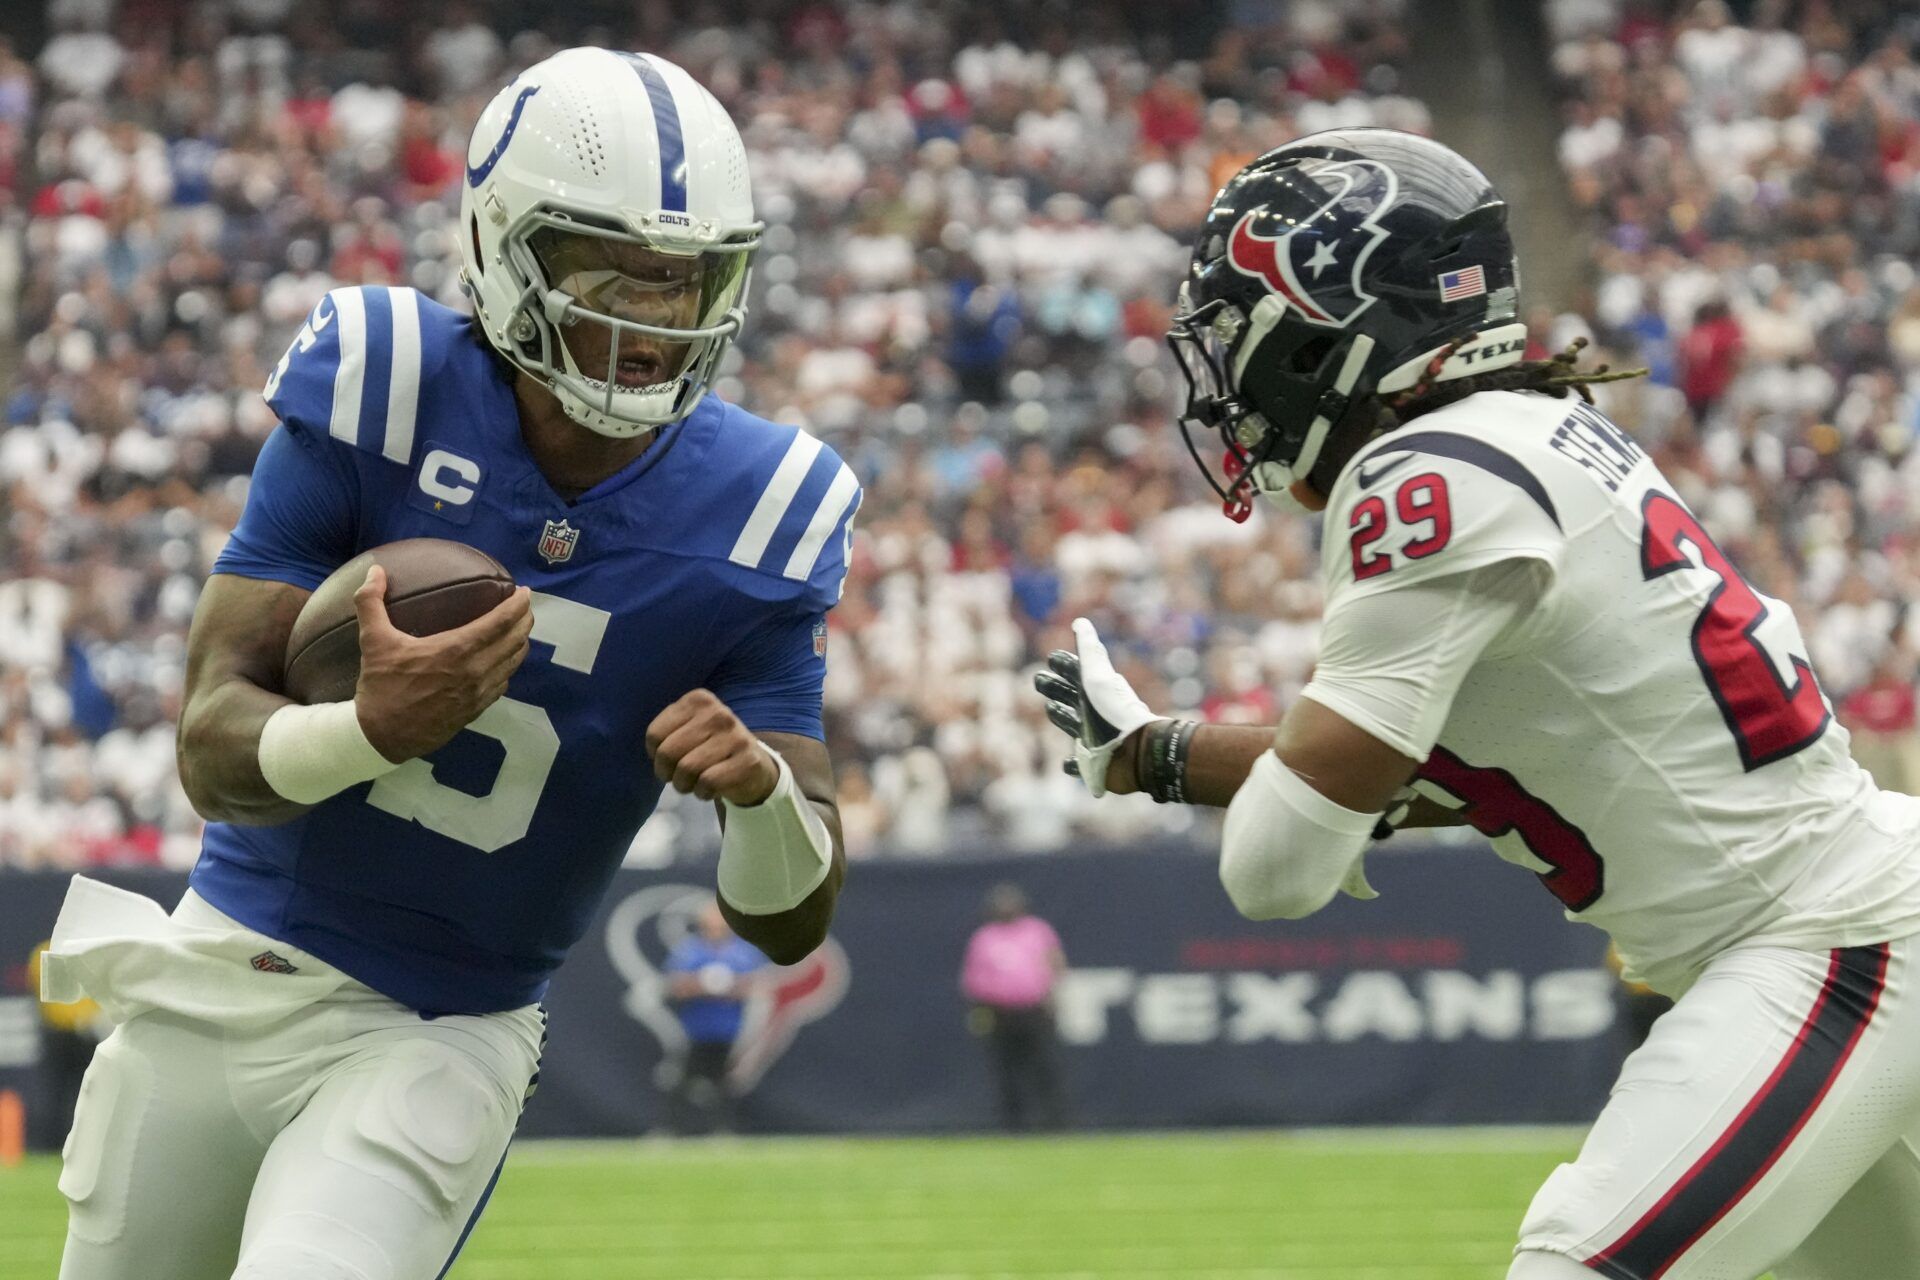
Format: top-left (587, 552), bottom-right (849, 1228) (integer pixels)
top-left (194, 286), bottom-right (861, 1014)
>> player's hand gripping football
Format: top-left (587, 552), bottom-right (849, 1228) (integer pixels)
top-left (1033, 618), bottom-right (1162, 797)
top-left (646, 689), bottom-right (781, 805)
top-left (351, 564), bottom-right (535, 762)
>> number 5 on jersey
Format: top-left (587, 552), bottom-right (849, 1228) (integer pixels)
top-left (366, 591), bottom-right (610, 852)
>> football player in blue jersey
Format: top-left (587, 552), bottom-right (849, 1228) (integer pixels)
top-left (41, 48), bottom-right (858, 1280)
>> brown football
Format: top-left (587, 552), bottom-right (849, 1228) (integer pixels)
top-left (282, 538), bottom-right (516, 706)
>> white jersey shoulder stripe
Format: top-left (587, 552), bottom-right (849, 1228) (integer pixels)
top-left (382, 287), bottom-right (422, 464)
top-left (783, 463), bottom-right (860, 581)
top-left (1349, 427), bottom-right (1562, 529)
top-left (327, 288), bottom-right (368, 447)
top-left (729, 431), bottom-right (824, 570)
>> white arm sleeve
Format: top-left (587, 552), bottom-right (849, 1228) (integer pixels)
top-left (1300, 558), bottom-right (1548, 761)
top-left (718, 747), bottom-right (833, 916)
top-left (1218, 558), bottom-right (1546, 922)
top-left (258, 700), bottom-right (399, 805)
top-left (1220, 752), bottom-right (1381, 920)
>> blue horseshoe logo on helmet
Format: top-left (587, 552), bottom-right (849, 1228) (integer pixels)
top-left (466, 85), bottom-right (541, 188)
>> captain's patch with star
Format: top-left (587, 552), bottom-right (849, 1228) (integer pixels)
top-left (407, 441), bottom-right (486, 526)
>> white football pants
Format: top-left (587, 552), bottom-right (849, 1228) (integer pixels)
top-left (1513, 934), bottom-right (1920, 1279)
top-left (49, 882), bottom-right (545, 1280)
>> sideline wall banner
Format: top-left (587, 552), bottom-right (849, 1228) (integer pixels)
top-left (0, 846), bottom-right (1622, 1142)
top-left (560, 846), bottom-right (1619, 1135)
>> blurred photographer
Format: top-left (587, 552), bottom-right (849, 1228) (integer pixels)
top-left (961, 883), bottom-right (1070, 1131)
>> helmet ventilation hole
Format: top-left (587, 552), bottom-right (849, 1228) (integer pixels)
top-left (552, 78), bottom-right (609, 178)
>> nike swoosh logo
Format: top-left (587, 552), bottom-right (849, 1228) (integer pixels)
top-left (1355, 452), bottom-right (1415, 489)
top-left (466, 85), bottom-right (541, 188)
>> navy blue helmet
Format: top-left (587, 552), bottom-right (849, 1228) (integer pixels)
top-left (1168, 129), bottom-right (1525, 519)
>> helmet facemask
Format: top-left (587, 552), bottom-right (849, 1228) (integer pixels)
top-left (1169, 285), bottom-right (1376, 520)
top-left (494, 211), bottom-right (759, 438)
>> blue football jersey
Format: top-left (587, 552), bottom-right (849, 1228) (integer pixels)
top-left (193, 286), bottom-right (860, 1014)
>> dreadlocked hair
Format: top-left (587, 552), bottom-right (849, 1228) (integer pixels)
top-left (1385, 336), bottom-right (1649, 424)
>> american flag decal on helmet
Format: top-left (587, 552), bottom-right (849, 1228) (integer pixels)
top-left (1438, 265), bottom-right (1487, 303)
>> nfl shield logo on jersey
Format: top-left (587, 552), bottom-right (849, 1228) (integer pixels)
top-left (538, 518), bottom-right (579, 564)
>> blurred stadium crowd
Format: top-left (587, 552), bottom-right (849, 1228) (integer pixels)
top-left (0, 0), bottom-right (1916, 869)
top-left (1547, 0), bottom-right (1920, 790)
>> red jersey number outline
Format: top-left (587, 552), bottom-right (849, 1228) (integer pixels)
top-left (1408, 487), bottom-right (1825, 914)
top-left (1349, 495), bottom-right (1390, 580)
top-left (1347, 471), bottom-right (1454, 580)
top-left (1639, 491), bottom-right (1828, 771)
top-left (1396, 472), bottom-right (1452, 559)
top-left (1418, 747), bottom-right (1604, 911)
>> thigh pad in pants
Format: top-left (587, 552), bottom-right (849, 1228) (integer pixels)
top-left (317, 1042), bottom-right (516, 1214)
top-left (58, 1029), bottom-right (155, 1248)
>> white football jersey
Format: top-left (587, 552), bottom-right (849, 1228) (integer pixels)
top-left (1318, 388), bottom-right (1920, 995)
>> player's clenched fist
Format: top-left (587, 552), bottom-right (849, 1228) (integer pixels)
top-left (352, 564), bottom-right (534, 763)
top-left (646, 690), bottom-right (780, 805)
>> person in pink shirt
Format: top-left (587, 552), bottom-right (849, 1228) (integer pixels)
top-left (961, 883), bottom-right (1070, 1130)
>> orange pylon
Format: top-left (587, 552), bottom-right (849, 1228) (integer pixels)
top-left (0, 1089), bottom-right (23, 1167)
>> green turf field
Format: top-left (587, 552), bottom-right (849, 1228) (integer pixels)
top-left (0, 1129), bottom-right (1585, 1278)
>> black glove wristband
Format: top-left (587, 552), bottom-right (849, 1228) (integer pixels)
top-left (1137, 718), bottom-right (1197, 805)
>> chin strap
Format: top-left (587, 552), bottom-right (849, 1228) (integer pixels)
top-left (1241, 334), bottom-right (1375, 516)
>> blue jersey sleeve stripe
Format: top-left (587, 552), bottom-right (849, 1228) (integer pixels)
top-left (783, 463), bottom-right (859, 581)
top-left (759, 447), bottom-right (839, 565)
top-left (383, 287), bottom-right (422, 464)
top-left (356, 287), bottom-right (394, 459)
top-left (328, 288), bottom-right (368, 447)
top-left (729, 431), bottom-right (823, 570)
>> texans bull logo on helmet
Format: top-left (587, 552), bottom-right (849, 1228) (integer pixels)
top-left (1224, 158), bottom-right (1399, 329)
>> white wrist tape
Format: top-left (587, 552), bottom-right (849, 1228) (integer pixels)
top-left (718, 747), bottom-right (832, 916)
top-left (258, 701), bottom-right (399, 805)
top-left (1219, 752), bottom-right (1380, 921)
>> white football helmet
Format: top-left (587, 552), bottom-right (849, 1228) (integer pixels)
top-left (459, 48), bottom-right (761, 438)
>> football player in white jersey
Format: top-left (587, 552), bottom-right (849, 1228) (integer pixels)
top-left (1036, 129), bottom-right (1920, 1279)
